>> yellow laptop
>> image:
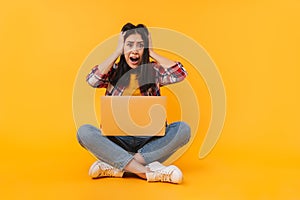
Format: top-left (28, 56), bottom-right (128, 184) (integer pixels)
top-left (100, 96), bottom-right (166, 136)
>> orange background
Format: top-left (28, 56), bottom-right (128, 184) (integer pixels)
top-left (1, 0), bottom-right (300, 199)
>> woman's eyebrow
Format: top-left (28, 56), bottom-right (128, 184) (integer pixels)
top-left (126, 40), bottom-right (144, 43)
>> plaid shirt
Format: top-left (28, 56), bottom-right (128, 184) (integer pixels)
top-left (86, 62), bottom-right (187, 96)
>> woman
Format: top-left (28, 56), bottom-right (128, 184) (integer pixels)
top-left (77, 23), bottom-right (191, 184)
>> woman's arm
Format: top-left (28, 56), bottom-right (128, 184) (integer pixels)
top-left (86, 32), bottom-right (124, 88)
top-left (148, 33), bottom-right (176, 68)
top-left (97, 32), bottom-right (124, 74)
top-left (148, 32), bottom-right (187, 86)
top-left (155, 62), bottom-right (188, 86)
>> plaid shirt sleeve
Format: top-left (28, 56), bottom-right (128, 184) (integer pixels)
top-left (86, 64), bottom-right (116, 88)
top-left (155, 62), bottom-right (188, 86)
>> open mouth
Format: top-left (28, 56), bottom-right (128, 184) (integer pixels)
top-left (129, 56), bottom-right (140, 64)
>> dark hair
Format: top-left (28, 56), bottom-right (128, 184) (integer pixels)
top-left (109, 23), bottom-right (156, 94)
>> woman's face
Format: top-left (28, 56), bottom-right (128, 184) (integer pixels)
top-left (123, 33), bottom-right (144, 69)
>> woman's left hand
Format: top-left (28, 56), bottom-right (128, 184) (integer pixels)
top-left (147, 32), bottom-right (176, 68)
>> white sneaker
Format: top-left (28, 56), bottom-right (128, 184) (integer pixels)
top-left (146, 161), bottom-right (183, 184)
top-left (88, 160), bottom-right (124, 178)
top-left (146, 161), bottom-right (165, 171)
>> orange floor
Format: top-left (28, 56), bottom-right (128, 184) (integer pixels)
top-left (1, 128), bottom-right (300, 200)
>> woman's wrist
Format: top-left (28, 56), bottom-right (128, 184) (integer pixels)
top-left (115, 48), bottom-right (123, 57)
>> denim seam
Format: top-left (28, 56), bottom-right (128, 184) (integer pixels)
top-left (118, 155), bottom-right (134, 171)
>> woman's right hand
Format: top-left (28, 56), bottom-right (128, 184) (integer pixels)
top-left (116, 32), bottom-right (125, 55)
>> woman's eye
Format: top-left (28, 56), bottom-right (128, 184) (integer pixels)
top-left (127, 43), bottom-right (133, 47)
top-left (138, 43), bottom-right (144, 48)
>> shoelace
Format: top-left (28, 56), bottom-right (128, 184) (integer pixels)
top-left (154, 167), bottom-right (174, 182)
top-left (97, 162), bottom-right (116, 177)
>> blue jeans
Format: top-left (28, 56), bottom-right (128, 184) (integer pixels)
top-left (77, 121), bottom-right (191, 170)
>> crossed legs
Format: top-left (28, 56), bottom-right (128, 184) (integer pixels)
top-left (77, 122), bottom-right (191, 182)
